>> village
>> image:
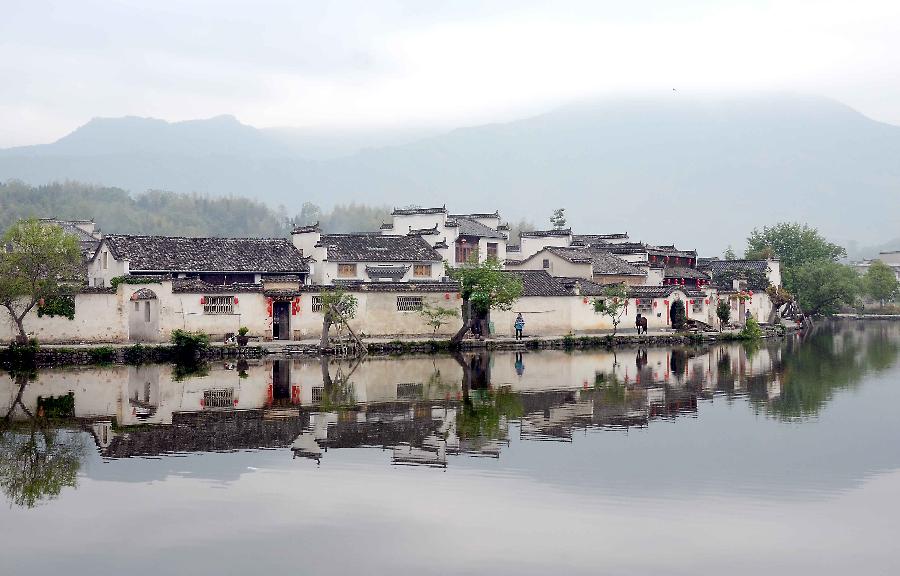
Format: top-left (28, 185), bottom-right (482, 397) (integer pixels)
top-left (0, 207), bottom-right (786, 347)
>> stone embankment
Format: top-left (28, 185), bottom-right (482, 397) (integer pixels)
top-left (3, 327), bottom-right (794, 368)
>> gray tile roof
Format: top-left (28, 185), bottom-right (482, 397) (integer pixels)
top-left (391, 206), bottom-right (447, 215)
top-left (172, 278), bottom-right (263, 293)
top-left (700, 259), bottom-right (771, 274)
top-left (102, 235), bottom-right (310, 274)
top-left (41, 218), bottom-right (101, 258)
top-left (448, 216), bottom-right (507, 239)
top-left (571, 233), bottom-right (628, 246)
top-left (319, 234), bottom-right (442, 262)
top-left (506, 270), bottom-right (571, 297)
top-left (449, 211), bottom-right (500, 220)
top-left (544, 246), bottom-right (646, 276)
top-left (365, 265), bottom-right (411, 279)
top-left (663, 266), bottom-right (709, 280)
top-left (557, 277), bottom-right (611, 296)
top-left (520, 228), bottom-right (572, 238)
top-left (649, 245), bottom-right (697, 259)
top-left (627, 285), bottom-right (706, 298)
top-left (291, 222), bottom-right (320, 234)
top-left (406, 224), bottom-right (441, 236)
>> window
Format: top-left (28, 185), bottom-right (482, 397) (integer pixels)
top-left (337, 263), bottom-right (357, 278)
top-left (413, 264), bottom-right (432, 278)
top-left (203, 295), bottom-right (234, 314)
top-left (311, 295), bottom-right (323, 312)
top-left (692, 300), bottom-right (704, 313)
top-left (134, 301), bottom-right (140, 312)
top-left (542, 259), bottom-right (550, 269)
top-left (455, 242), bottom-right (478, 264)
top-left (636, 299), bottom-right (653, 314)
top-left (397, 383), bottom-right (423, 400)
top-left (311, 387), bottom-right (324, 405)
top-left (487, 242), bottom-right (498, 259)
top-left (397, 296), bottom-right (424, 311)
top-left (144, 301), bottom-right (151, 322)
top-left (101, 251), bottom-right (108, 270)
top-left (203, 388), bottom-right (234, 409)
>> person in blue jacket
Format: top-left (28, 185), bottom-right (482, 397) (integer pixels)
top-left (514, 313), bottom-right (525, 340)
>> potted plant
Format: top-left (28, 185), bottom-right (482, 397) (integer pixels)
top-left (236, 326), bottom-right (250, 347)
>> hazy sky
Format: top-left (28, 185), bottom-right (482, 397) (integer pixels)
top-left (2, 0), bottom-right (899, 148)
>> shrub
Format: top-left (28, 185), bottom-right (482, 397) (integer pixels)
top-left (170, 329), bottom-right (210, 358)
top-left (739, 317), bottom-right (763, 340)
top-left (87, 346), bottom-right (116, 364)
top-left (238, 326), bottom-right (250, 336)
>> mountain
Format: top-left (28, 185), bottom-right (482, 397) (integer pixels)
top-left (1, 94), bottom-right (898, 253)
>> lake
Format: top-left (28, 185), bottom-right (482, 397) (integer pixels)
top-left (2, 320), bottom-right (899, 575)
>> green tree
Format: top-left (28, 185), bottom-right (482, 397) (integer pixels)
top-left (863, 260), bottom-right (899, 306)
top-left (724, 246), bottom-right (736, 260)
top-left (318, 289), bottom-right (361, 349)
top-left (745, 222), bottom-right (846, 290)
top-left (791, 260), bottom-right (861, 316)
top-left (550, 208), bottom-right (567, 229)
top-left (592, 283), bottom-right (629, 336)
top-left (419, 303), bottom-right (459, 336)
top-left (0, 219), bottom-right (83, 343)
top-left (670, 299), bottom-right (687, 329)
top-left (716, 299), bottom-right (731, 329)
top-left (446, 259), bottom-right (523, 345)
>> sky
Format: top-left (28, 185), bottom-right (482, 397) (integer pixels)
top-left (2, 0), bottom-right (900, 148)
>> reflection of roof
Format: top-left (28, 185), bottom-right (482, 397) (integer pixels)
top-left (507, 270), bottom-right (571, 297)
top-left (319, 234), bottom-right (442, 262)
top-left (101, 235), bottom-right (310, 273)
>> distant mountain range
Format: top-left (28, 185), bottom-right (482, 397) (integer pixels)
top-left (2, 94), bottom-right (898, 254)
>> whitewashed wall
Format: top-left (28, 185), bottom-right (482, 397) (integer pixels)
top-left (0, 291), bottom-right (128, 344)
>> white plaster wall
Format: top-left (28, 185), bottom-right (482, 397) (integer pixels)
top-left (518, 235), bottom-right (571, 259)
top-left (0, 291), bottom-right (128, 344)
top-left (86, 241), bottom-right (128, 288)
top-left (505, 250), bottom-right (591, 279)
top-left (318, 260), bottom-right (444, 285)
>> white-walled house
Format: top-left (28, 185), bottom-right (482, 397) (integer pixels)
top-left (381, 207), bottom-right (509, 266)
top-left (518, 229), bottom-right (573, 259)
top-left (292, 226), bottom-right (445, 285)
top-left (505, 245), bottom-right (647, 286)
top-left (87, 235), bottom-right (310, 288)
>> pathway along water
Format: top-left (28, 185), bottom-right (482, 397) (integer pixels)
top-left (1, 319), bottom-right (899, 575)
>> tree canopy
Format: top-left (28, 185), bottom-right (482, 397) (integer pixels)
top-left (550, 208), bottom-right (567, 229)
top-left (1, 218), bottom-right (83, 343)
top-left (745, 222), bottom-right (845, 284)
top-left (791, 259), bottom-right (861, 316)
top-left (863, 261), bottom-right (899, 305)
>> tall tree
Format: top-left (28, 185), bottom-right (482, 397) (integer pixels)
top-left (863, 260), bottom-right (899, 306)
top-left (447, 259), bottom-right (523, 345)
top-left (745, 222), bottom-right (846, 290)
top-left (791, 260), bottom-right (861, 316)
top-left (724, 246), bottom-right (737, 260)
top-left (0, 219), bottom-right (82, 343)
top-left (550, 208), bottom-right (567, 229)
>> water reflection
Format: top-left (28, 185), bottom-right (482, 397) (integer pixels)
top-left (1, 320), bottom-right (898, 507)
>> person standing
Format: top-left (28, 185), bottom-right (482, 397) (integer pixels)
top-left (514, 313), bottom-right (525, 340)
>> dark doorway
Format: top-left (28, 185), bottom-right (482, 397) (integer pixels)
top-left (273, 301), bottom-right (291, 340)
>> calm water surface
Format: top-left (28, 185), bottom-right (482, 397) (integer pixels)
top-left (2, 320), bottom-right (900, 575)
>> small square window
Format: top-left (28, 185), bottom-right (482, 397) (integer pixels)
top-left (397, 296), bottom-right (424, 311)
top-left (542, 259), bottom-right (550, 269)
top-left (413, 264), bottom-right (431, 277)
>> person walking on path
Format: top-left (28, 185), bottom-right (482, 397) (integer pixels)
top-left (514, 313), bottom-right (526, 340)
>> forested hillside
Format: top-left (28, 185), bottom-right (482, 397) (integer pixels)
top-left (0, 180), bottom-right (391, 237)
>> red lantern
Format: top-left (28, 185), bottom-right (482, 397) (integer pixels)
top-left (583, 297), bottom-right (588, 304)
top-left (690, 300), bottom-right (695, 304)
top-left (664, 299), bottom-right (669, 305)
top-left (233, 297), bottom-right (239, 304)
top-left (748, 290), bottom-right (754, 296)
top-left (653, 301), bottom-right (658, 308)
top-left (444, 293), bottom-right (450, 300)
top-left (635, 299), bottom-right (640, 305)
top-left (705, 299), bottom-right (710, 305)
top-left (200, 296), bottom-right (206, 305)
